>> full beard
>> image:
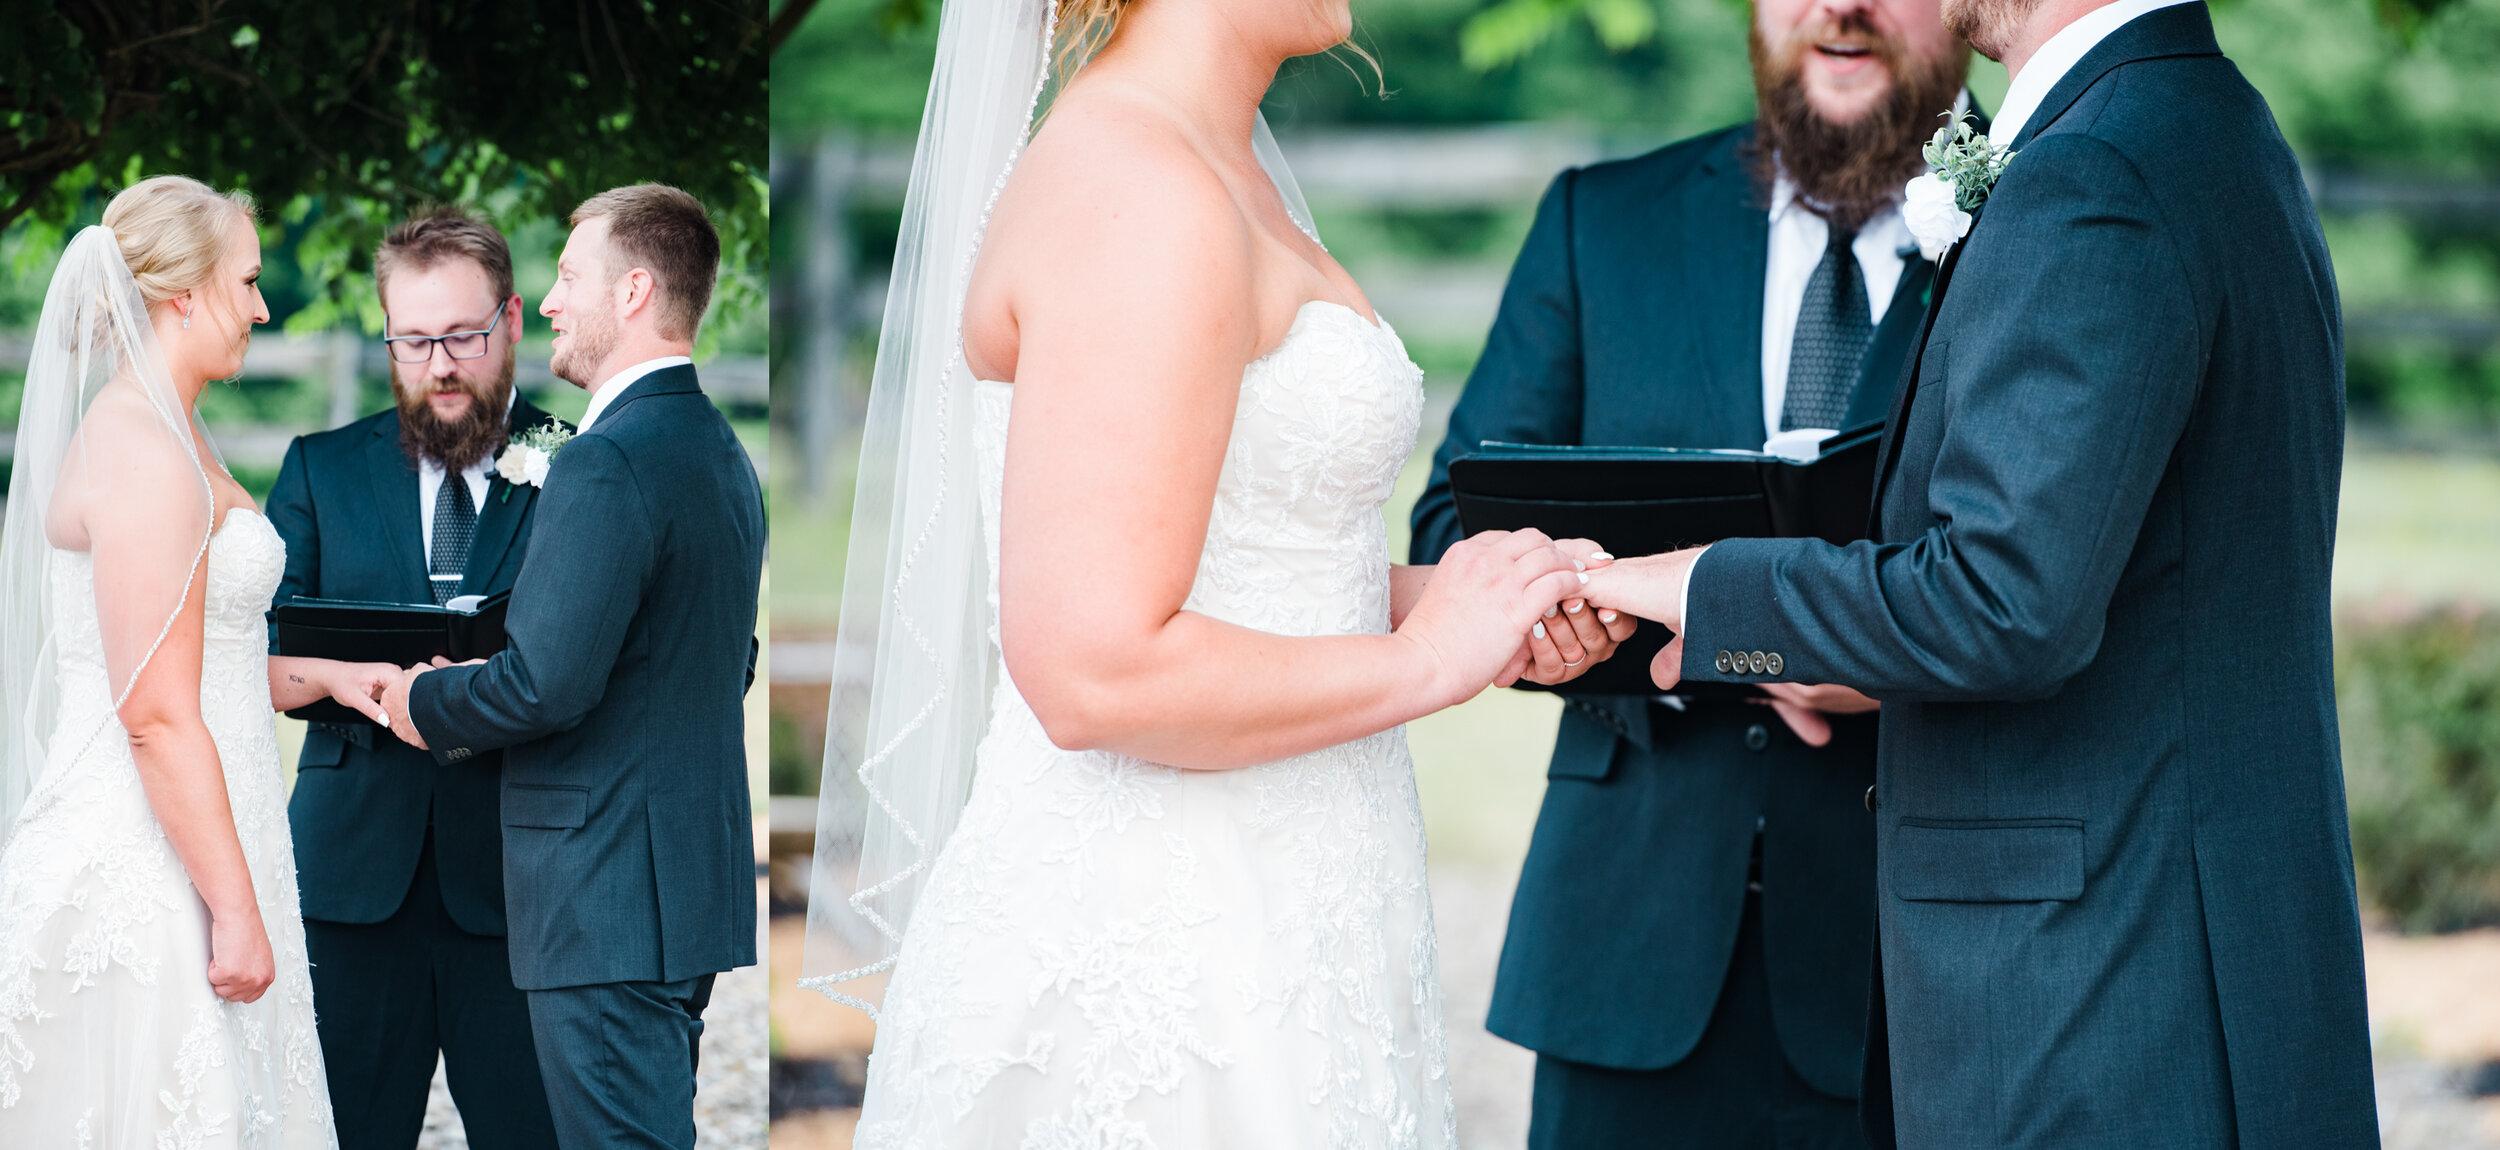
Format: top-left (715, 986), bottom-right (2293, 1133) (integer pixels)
top-left (397, 352), bottom-right (517, 472)
top-left (549, 303), bottom-right (619, 390)
top-left (1748, 12), bottom-right (1972, 234)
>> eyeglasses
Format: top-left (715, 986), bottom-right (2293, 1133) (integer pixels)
top-left (383, 306), bottom-right (507, 364)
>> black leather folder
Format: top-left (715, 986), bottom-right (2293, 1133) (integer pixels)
top-left (270, 592), bottom-right (511, 724)
top-left (1446, 422), bottom-right (1881, 697)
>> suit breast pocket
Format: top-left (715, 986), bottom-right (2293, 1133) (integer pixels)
top-left (1890, 816), bottom-right (2084, 902)
top-left (505, 784), bottom-right (588, 830)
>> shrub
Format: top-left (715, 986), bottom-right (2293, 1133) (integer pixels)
top-left (2340, 607), bottom-right (2500, 933)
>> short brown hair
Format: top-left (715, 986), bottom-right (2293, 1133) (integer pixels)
top-left (570, 184), bottom-right (719, 342)
top-left (376, 206), bottom-right (516, 312)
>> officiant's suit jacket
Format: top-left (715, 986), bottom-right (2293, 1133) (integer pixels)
top-left (1412, 123), bottom-right (1933, 1098)
top-left (269, 395), bottom-right (564, 936)
top-left (1677, 6), bottom-right (2377, 1145)
top-left (410, 363), bottom-right (764, 991)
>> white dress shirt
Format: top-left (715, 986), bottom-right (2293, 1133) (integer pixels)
top-left (577, 355), bottom-right (693, 434)
top-left (1992, 0), bottom-right (2198, 144)
top-left (419, 389), bottom-right (519, 582)
top-left (1759, 181), bottom-right (1916, 442)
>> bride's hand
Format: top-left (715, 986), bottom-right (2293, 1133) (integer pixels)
top-left (207, 906), bottom-right (276, 1003)
top-left (1515, 541), bottom-right (1638, 685)
top-left (1395, 529), bottom-right (1586, 707)
top-left (323, 661), bottom-right (399, 726)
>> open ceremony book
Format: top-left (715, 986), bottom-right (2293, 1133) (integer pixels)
top-left (1445, 422), bottom-right (1882, 697)
top-left (270, 592), bottom-right (511, 724)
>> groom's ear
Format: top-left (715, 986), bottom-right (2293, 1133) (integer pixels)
top-left (614, 266), bottom-right (661, 327)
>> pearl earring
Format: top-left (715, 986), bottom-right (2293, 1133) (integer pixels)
top-left (181, 310), bottom-right (191, 330)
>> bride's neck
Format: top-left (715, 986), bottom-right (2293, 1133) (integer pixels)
top-left (1082, 5), bottom-right (1291, 151)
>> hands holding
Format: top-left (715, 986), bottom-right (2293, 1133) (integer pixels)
top-left (1392, 531), bottom-right (1636, 707)
top-left (377, 657), bottom-right (483, 751)
top-left (1574, 545), bottom-right (1877, 745)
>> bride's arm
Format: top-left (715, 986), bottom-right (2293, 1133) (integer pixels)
top-left (84, 443), bottom-right (274, 1004)
top-left (988, 129), bottom-right (1580, 770)
top-left (267, 656), bottom-right (397, 720)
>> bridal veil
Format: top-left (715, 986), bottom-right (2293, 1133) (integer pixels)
top-left (0, 226), bottom-right (220, 850)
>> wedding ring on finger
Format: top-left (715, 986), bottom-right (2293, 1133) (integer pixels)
top-left (1561, 656), bottom-right (1584, 667)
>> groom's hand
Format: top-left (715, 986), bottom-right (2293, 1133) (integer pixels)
top-left (1755, 682), bottom-right (1880, 748)
top-left (381, 664), bottom-right (430, 750)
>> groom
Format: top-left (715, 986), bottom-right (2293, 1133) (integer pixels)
top-left (1579, 0), bottom-right (2379, 1144)
top-left (380, 184), bottom-right (766, 1150)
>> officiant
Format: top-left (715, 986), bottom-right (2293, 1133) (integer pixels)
top-left (267, 208), bottom-right (564, 1150)
top-left (1410, 0), bottom-right (1975, 1143)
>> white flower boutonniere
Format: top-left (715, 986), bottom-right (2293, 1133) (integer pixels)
top-left (495, 418), bottom-right (574, 503)
top-left (1903, 111), bottom-right (2016, 261)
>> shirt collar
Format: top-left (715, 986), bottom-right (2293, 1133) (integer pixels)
top-left (1992, 0), bottom-right (2197, 144)
top-left (577, 355), bottom-right (693, 434)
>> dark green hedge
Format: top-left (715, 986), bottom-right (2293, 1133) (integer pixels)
top-left (2340, 608), bottom-right (2500, 932)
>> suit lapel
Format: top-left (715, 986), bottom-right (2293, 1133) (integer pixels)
top-left (1845, 255), bottom-right (1934, 429)
top-left (458, 397), bottom-right (558, 597)
top-left (1867, 237), bottom-right (1970, 533)
top-left (362, 416), bottom-right (431, 602)
top-left (1679, 131), bottom-right (1771, 447)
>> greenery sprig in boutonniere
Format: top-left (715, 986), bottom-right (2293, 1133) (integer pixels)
top-left (1903, 111), bottom-right (2016, 261)
top-left (495, 418), bottom-right (574, 503)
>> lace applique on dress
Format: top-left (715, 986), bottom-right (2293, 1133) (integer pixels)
top-left (859, 302), bottom-right (1453, 1149)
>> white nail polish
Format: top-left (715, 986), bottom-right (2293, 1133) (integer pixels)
top-left (1599, 610), bottom-right (1618, 623)
top-left (1573, 559), bottom-right (1585, 571)
top-left (1544, 605), bottom-right (1559, 618)
top-left (1591, 551), bottom-right (1614, 561)
top-left (1567, 602), bottom-right (1583, 614)
top-left (1533, 621), bottom-right (1548, 639)
top-left (1577, 572), bottom-right (1589, 586)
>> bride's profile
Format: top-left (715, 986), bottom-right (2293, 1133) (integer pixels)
top-left (0, 176), bottom-right (400, 1147)
top-left (804, 0), bottom-right (1634, 1142)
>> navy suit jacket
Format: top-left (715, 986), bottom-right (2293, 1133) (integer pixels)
top-left (1412, 122), bottom-right (1940, 1093)
top-left (410, 364), bottom-right (765, 990)
top-left (1679, 7), bottom-right (2378, 1145)
top-left (270, 397), bottom-right (563, 936)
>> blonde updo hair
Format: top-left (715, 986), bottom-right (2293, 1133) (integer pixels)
top-left (1053, 0), bottom-right (1131, 74)
top-left (99, 176), bottom-right (258, 306)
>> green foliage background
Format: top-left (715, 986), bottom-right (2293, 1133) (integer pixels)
top-left (4, 0), bottom-right (769, 354)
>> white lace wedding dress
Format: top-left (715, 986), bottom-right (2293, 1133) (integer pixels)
top-left (857, 301), bottom-right (1457, 1149)
top-left (0, 508), bottom-right (335, 1147)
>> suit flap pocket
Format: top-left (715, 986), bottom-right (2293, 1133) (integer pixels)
top-left (296, 729), bottom-right (347, 769)
top-left (505, 784), bottom-right (588, 830)
top-left (1892, 817), bottom-right (2083, 902)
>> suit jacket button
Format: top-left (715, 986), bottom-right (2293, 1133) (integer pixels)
top-left (1765, 652), bottom-right (1784, 676)
top-left (1715, 650), bottom-right (1735, 674)
top-left (1744, 723), bottom-right (1770, 752)
top-left (1865, 785), bottom-right (1878, 812)
top-left (1749, 651), bottom-right (1768, 674)
top-left (447, 747), bottom-right (471, 761)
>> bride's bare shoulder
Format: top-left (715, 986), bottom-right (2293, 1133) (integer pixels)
top-left (982, 89), bottom-right (1251, 284)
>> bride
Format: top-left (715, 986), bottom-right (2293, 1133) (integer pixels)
top-left (804, 0), bottom-right (1634, 1143)
top-left (0, 176), bottom-right (399, 1146)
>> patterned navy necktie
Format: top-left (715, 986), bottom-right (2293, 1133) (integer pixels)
top-left (1782, 222), bottom-right (1873, 432)
top-left (429, 474), bottom-right (476, 606)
